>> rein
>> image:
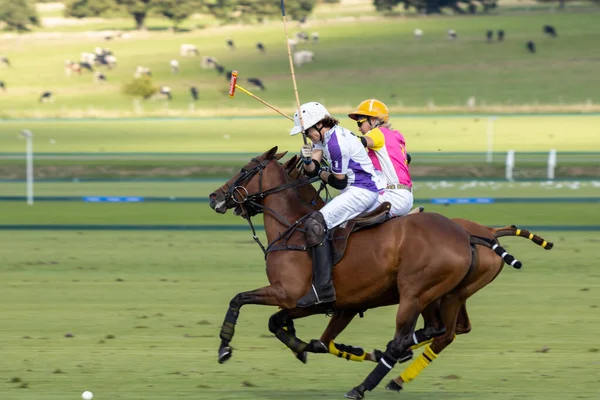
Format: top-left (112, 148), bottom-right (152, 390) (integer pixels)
top-left (224, 157), bottom-right (326, 257)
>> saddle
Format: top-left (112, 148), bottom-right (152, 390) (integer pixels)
top-left (330, 204), bottom-right (424, 265)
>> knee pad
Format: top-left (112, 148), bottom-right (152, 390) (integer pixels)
top-left (305, 212), bottom-right (327, 247)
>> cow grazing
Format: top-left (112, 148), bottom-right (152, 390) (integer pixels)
top-left (247, 78), bottom-right (265, 91)
top-left (190, 86), bottom-right (198, 101)
top-left (448, 29), bottom-right (457, 40)
top-left (486, 30), bottom-right (493, 42)
top-left (256, 42), bottom-right (265, 53)
top-left (293, 50), bottom-right (314, 67)
top-left (135, 66), bottom-right (152, 78)
top-left (543, 25), bottom-right (557, 37)
top-left (0, 81), bottom-right (5, 91)
top-left (160, 86), bottom-right (172, 100)
top-left (180, 44), bottom-right (199, 56)
top-left (497, 29), bottom-right (505, 41)
top-left (201, 56), bottom-right (217, 69)
top-left (526, 41), bottom-right (536, 53)
top-left (295, 32), bottom-right (309, 43)
top-left (80, 52), bottom-right (97, 65)
top-left (79, 61), bottom-right (94, 72)
top-left (311, 32), bottom-right (319, 43)
top-left (226, 39), bottom-right (235, 50)
top-left (39, 91), bottom-right (53, 103)
top-left (170, 59), bottom-right (179, 74)
top-left (414, 28), bottom-right (423, 39)
top-left (1, 56), bottom-right (10, 67)
top-left (287, 38), bottom-right (298, 51)
top-left (64, 60), bottom-right (82, 77)
top-left (94, 72), bottom-right (107, 84)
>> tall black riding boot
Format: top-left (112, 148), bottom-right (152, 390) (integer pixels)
top-left (297, 239), bottom-right (336, 308)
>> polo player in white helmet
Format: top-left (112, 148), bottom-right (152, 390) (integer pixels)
top-left (290, 101), bottom-right (384, 308)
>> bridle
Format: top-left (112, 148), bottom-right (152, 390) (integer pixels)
top-left (222, 156), bottom-right (329, 256)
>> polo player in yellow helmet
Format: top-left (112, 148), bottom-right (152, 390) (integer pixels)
top-left (348, 99), bottom-right (414, 217)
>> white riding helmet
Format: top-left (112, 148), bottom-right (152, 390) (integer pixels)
top-left (289, 102), bottom-right (330, 136)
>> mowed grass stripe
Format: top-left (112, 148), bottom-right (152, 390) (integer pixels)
top-left (0, 230), bottom-right (597, 399)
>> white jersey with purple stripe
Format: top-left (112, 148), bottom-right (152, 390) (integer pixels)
top-left (315, 125), bottom-right (383, 193)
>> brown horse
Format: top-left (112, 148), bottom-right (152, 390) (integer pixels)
top-left (208, 147), bottom-right (521, 399)
top-left (278, 154), bottom-right (554, 394)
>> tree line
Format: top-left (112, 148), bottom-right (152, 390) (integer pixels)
top-left (2, 0), bottom-right (597, 32)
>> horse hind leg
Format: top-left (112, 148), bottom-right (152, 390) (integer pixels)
top-left (345, 299), bottom-right (422, 400)
top-left (218, 284), bottom-right (289, 364)
top-left (386, 294), bottom-right (464, 392)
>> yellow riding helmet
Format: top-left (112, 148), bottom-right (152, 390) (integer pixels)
top-left (348, 99), bottom-right (389, 124)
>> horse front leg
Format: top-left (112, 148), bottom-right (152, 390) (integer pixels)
top-left (218, 284), bottom-right (287, 364)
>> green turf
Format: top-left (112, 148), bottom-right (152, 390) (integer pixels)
top-left (1, 10), bottom-right (600, 117)
top-left (1, 115), bottom-right (600, 153)
top-left (0, 180), bottom-right (599, 198)
top-left (2, 201), bottom-right (599, 227)
top-left (0, 230), bottom-right (598, 400)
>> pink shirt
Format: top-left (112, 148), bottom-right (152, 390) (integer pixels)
top-left (364, 126), bottom-right (412, 187)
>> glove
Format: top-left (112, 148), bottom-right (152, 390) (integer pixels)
top-left (301, 144), bottom-right (313, 165)
top-left (406, 153), bottom-right (412, 165)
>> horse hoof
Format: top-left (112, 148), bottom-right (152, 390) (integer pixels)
top-left (296, 351), bottom-right (308, 364)
top-left (344, 386), bottom-right (365, 400)
top-left (218, 346), bottom-right (232, 364)
top-left (386, 380), bottom-right (403, 392)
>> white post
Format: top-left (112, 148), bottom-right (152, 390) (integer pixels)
top-left (21, 130), bottom-right (34, 206)
top-left (547, 148), bottom-right (557, 181)
top-left (486, 116), bottom-right (496, 163)
top-left (505, 150), bottom-right (515, 181)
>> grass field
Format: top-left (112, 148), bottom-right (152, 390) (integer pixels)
top-left (1, 180), bottom-right (600, 198)
top-left (1, 200), bottom-right (599, 226)
top-left (2, 115), bottom-right (600, 153)
top-left (0, 229), bottom-right (598, 400)
top-left (2, 7), bottom-right (600, 117)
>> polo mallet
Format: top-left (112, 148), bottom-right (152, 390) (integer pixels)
top-left (228, 70), bottom-right (293, 121)
top-left (280, 0), bottom-right (311, 164)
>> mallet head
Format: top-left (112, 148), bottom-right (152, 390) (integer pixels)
top-left (228, 70), bottom-right (238, 98)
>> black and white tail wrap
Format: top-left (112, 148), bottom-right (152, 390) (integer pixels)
top-left (470, 235), bottom-right (523, 269)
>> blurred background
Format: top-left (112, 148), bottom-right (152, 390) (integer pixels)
top-left (0, 1), bottom-right (599, 399)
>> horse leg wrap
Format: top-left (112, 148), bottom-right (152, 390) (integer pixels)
top-left (328, 341), bottom-right (366, 362)
top-left (362, 352), bottom-right (398, 391)
top-left (268, 311), bottom-right (308, 353)
top-left (275, 328), bottom-right (308, 354)
top-left (399, 344), bottom-right (438, 384)
top-left (219, 307), bottom-right (239, 343)
top-left (410, 326), bottom-right (446, 350)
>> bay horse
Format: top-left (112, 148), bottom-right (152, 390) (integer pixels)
top-left (278, 154), bottom-right (554, 395)
top-left (208, 147), bottom-right (523, 399)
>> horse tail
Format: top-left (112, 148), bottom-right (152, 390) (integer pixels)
top-left (469, 235), bottom-right (523, 270)
top-left (491, 225), bottom-right (554, 250)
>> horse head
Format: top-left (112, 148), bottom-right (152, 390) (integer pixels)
top-left (209, 146), bottom-right (288, 218)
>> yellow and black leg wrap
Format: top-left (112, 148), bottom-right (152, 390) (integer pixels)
top-left (399, 345), bottom-right (438, 384)
top-left (328, 341), bottom-right (367, 362)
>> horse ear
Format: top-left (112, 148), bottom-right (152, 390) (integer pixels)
top-left (274, 151), bottom-right (288, 161)
top-left (264, 146), bottom-right (278, 159)
top-left (282, 154), bottom-right (298, 171)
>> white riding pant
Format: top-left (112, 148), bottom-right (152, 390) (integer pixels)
top-left (320, 186), bottom-right (379, 230)
top-left (377, 188), bottom-right (414, 217)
